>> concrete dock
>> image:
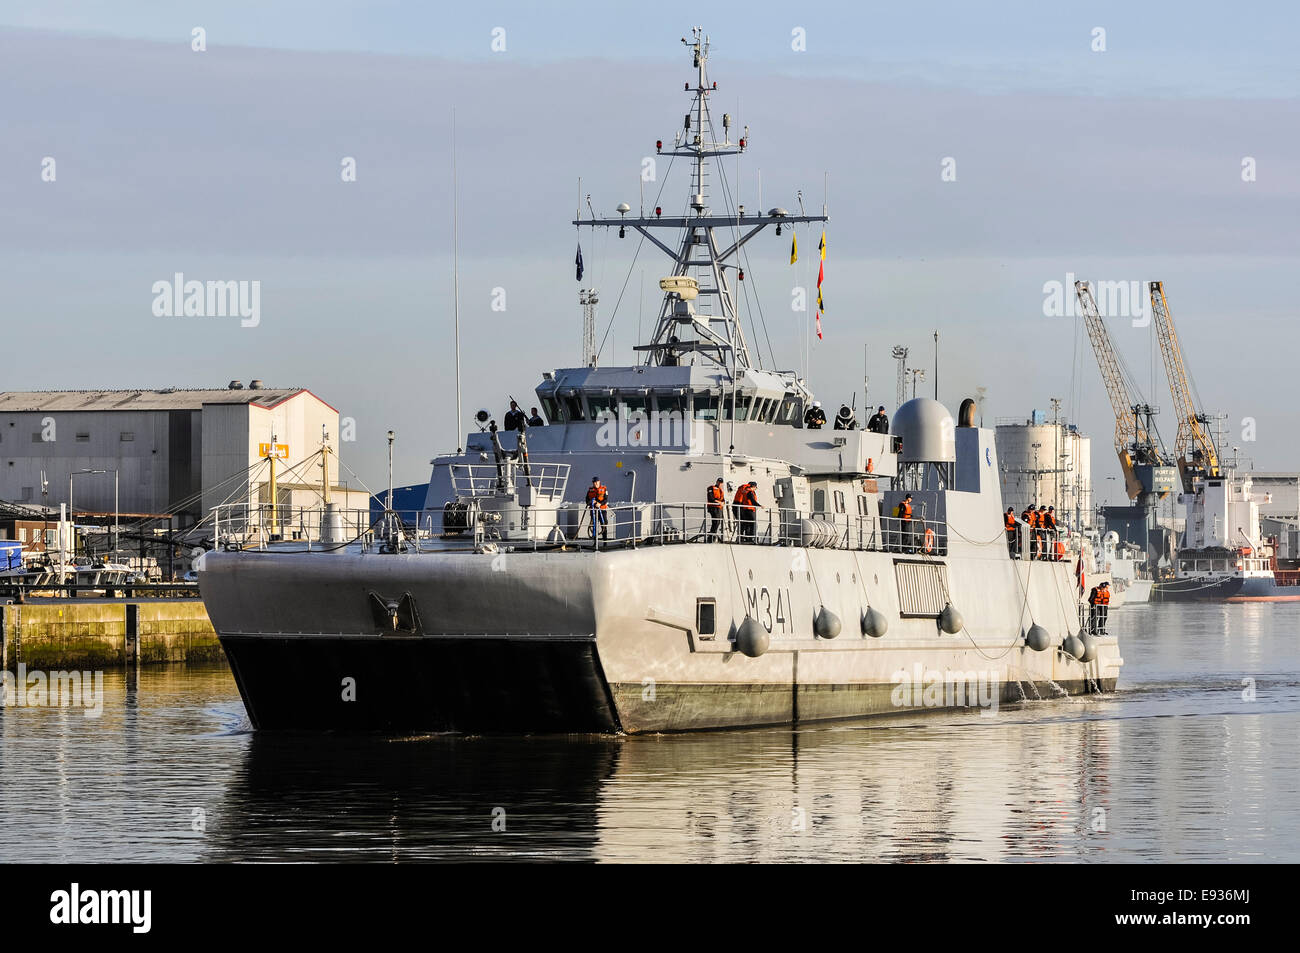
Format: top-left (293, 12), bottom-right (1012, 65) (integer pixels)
top-left (1, 599), bottom-right (219, 670)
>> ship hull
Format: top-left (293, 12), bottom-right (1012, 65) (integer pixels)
top-left (221, 633), bottom-right (1112, 732)
top-left (1152, 573), bottom-right (1300, 603)
top-left (202, 543), bottom-right (1122, 734)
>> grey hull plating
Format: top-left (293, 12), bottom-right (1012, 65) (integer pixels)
top-left (203, 543), bottom-right (1121, 733)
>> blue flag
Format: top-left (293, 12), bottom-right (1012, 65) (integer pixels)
top-left (575, 242), bottom-right (584, 281)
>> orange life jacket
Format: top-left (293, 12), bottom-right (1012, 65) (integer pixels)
top-left (585, 484), bottom-right (608, 508)
top-left (707, 484), bottom-right (724, 507)
top-left (1043, 512), bottom-right (1057, 530)
top-left (1004, 512), bottom-right (1017, 531)
top-left (897, 500), bottom-right (912, 520)
top-left (1031, 510), bottom-right (1043, 528)
top-left (734, 486), bottom-right (757, 510)
top-left (1099, 588), bottom-right (1110, 606)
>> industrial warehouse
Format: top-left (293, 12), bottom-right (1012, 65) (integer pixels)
top-left (0, 382), bottom-right (366, 581)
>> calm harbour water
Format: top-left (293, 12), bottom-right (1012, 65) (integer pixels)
top-left (2, 602), bottom-right (1297, 863)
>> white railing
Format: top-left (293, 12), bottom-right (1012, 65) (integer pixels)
top-left (449, 462), bottom-right (570, 501)
top-left (559, 503), bottom-right (949, 555)
top-left (212, 503), bottom-right (377, 550)
top-left (210, 499), bottom-right (951, 557)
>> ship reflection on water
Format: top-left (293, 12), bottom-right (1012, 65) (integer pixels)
top-left (1, 603), bottom-right (1297, 863)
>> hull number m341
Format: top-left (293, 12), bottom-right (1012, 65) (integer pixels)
top-left (746, 586), bottom-right (795, 634)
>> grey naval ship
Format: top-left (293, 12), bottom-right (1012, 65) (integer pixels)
top-left (197, 30), bottom-right (1122, 732)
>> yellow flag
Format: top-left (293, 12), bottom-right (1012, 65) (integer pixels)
top-left (790, 231), bottom-right (798, 264)
top-left (819, 229), bottom-right (826, 260)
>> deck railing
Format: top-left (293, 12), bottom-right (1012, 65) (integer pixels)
top-left (210, 500), bottom-right (950, 557)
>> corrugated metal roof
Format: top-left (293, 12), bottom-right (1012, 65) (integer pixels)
top-left (0, 388), bottom-right (309, 412)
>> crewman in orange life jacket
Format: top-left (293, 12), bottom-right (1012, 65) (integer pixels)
top-left (706, 478), bottom-right (725, 542)
top-left (734, 482), bottom-right (761, 541)
top-left (896, 493), bottom-right (914, 552)
top-left (585, 476), bottom-right (609, 541)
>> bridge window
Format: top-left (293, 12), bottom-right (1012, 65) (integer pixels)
top-left (563, 396), bottom-right (585, 421)
top-left (588, 395), bottom-right (615, 418)
top-left (541, 397), bottom-right (559, 422)
top-left (779, 396), bottom-right (802, 426)
top-left (693, 394), bottom-right (719, 420)
top-left (813, 488), bottom-right (826, 513)
top-left (726, 395), bottom-right (752, 421)
top-left (656, 393), bottom-right (687, 417)
top-left (621, 395), bottom-right (647, 416)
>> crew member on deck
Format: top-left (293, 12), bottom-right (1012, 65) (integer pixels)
top-left (503, 401), bottom-right (527, 433)
top-left (804, 401), bottom-right (827, 429)
top-left (585, 476), bottom-right (609, 541)
top-left (1004, 506), bottom-right (1018, 558)
top-left (867, 405), bottom-right (889, 434)
top-left (734, 482), bottom-right (761, 541)
top-left (706, 478), bottom-right (726, 542)
top-left (1042, 506), bottom-right (1058, 560)
top-left (527, 407), bottom-right (545, 427)
top-left (896, 493), bottom-right (914, 552)
top-left (1088, 582), bottom-right (1111, 635)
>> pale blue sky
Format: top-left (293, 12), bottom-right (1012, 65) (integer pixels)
top-left (2, 2), bottom-right (1297, 490)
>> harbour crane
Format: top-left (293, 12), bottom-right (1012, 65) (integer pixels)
top-left (1074, 280), bottom-right (1174, 507)
top-left (1148, 281), bottom-right (1220, 491)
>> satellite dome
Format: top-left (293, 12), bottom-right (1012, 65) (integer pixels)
top-left (893, 398), bottom-right (955, 463)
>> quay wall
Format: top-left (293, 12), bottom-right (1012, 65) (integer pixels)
top-left (0, 600), bottom-right (220, 670)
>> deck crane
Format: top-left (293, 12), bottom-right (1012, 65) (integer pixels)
top-left (1148, 281), bottom-right (1220, 491)
top-left (1074, 280), bottom-right (1175, 507)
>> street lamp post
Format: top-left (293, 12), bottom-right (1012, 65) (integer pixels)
top-left (69, 468), bottom-right (119, 562)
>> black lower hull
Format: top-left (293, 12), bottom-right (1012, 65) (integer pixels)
top-left (221, 636), bottom-right (622, 733)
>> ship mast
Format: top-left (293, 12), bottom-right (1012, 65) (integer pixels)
top-left (575, 27), bottom-right (828, 373)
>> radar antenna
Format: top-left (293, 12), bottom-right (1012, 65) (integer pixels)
top-left (575, 27), bottom-right (828, 373)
